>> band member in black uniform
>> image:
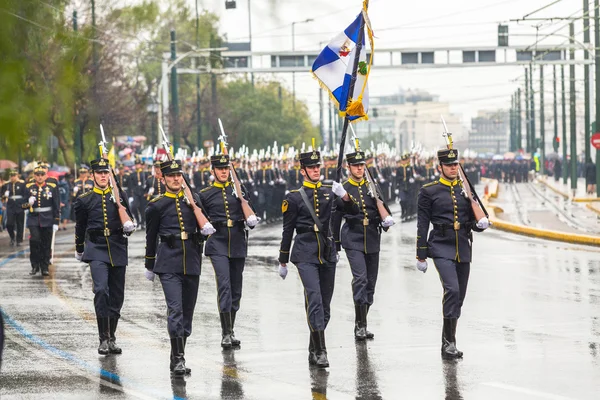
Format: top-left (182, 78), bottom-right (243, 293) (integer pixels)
top-left (332, 149), bottom-right (395, 341)
top-left (146, 160), bottom-right (165, 200)
top-left (278, 148), bottom-right (359, 368)
top-left (129, 157), bottom-right (148, 228)
top-left (1, 170), bottom-right (26, 246)
top-left (74, 158), bottom-right (135, 355)
top-left (144, 160), bottom-right (216, 375)
top-left (416, 148), bottom-right (489, 359)
top-left (23, 166), bottom-right (59, 276)
top-left (199, 154), bottom-right (259, 349)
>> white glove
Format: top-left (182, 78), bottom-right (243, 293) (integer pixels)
top-left (409, 178), bottom-right (415, 184)
top-left (476, 217), bottom-right (490, 230)
top-left (246, 215), bottom-right (260, 228)
top-left (128, 197), bottom-right (134, 204)
top-left (394, 189), bottom-right (399, 195)
top-left (278, 264), bottom-right (288, 280)
top-left (336, 253), bottom-right (340, 263)
top-left (145, 269), bottom-right (155, 282)
top-left (148, 187), bottom-right (154, 195)
top-left (416, 259), bottom-right (428, 273)
top-left (53, 224), bottom-right (59, 232)
top-left (269, 180), bottom-right (274, 186)
top-left (201, 222), bottom-right (216, 236)
top-left (320, 175), bottom-right (325, 181)
top-left (253, 191), bottom-right (258, 197)
top-left (123, 220), bottom-right (135, 234)
top-left (73, 186), bottom-right (79, 194)
top-left (28, 196), bottom-right (36, 206)
top-left (285, 190), bottom-right (290, 195)
top-left (4, 190), bottom-right (8, 198)
top-left (381, 215), bottom-right (395, 228)
top-left (75, 252), bottom-right (83, 261)
top-left (379, 178), bottom-right (385, 184)
top-left (331, 181), bottom-right (347, 198)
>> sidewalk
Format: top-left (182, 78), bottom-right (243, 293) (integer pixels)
top-left (538, 176), bottom-right (600, 202)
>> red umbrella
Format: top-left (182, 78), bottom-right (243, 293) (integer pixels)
top-left (0, 160), bottom-right (18, 170)
top-left (47, 170), bottom-right (67, 178)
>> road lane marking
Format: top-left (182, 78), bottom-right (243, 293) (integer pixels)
top-left (481, 382), bottom-right (578, 400)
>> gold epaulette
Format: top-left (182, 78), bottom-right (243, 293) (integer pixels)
top-left (322, 184), bottom-right (332, 188)
top-left (78, 190), bottom-right (93, 199)
top-left (26, 182), bottom-right (35, 188)
top-left (47, 182), bottom-right (56, 188)
top-left (149, 194), bottom-right (164, 203)
top-left (200, 186), bottom-right (213, 193)
top-left (422, 181), bottom-right (439, 188)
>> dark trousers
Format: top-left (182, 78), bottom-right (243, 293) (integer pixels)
top-left (296, 262), bottom-right (336, 332)
top-left (159, 273), bottom-right (200, 338)
top-left (345, 249), bottom-right (379, 306)
top-left (29, 226), bottom-right (52, 268)
top-left (89, 261), bottom-right (126, 318)
top-left (210, 255), bottom-right (245, 313)
top-left (6, 211), bottom-right (24, 243)
top-left (131, 195), bottom-right (146, 225)
top-left (433, 258), bottom-right (470, 319)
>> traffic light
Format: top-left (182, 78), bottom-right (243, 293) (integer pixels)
top-left (554, 136), bottom-right (560, 152)
top-left (225, 0), bottom-right (236, 9)
top-left (498, 25), bottom-right (509, 47)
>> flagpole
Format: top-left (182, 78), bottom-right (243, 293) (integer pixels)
top-left (335, 0), bottom-right (369, 183)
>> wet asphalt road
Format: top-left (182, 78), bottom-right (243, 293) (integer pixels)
top-left (1, 206), bottom-right (600, 399)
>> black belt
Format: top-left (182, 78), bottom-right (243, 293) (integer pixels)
top-left (433, 222), bottom-right (472, 232)
top-left (296, 226), bottom-right (321, 234)
top-left (160, 232), bottom-right (198, 242)
top-left (346, 217), bottom-right (381, 227)
top-left (212, 220), bottom-right (245, 229)
top-left (87, 228), bottom-right (123, 240)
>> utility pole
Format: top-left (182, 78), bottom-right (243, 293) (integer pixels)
top-left (561, 64), bottom-right (568, 184)
top-left (553, 66), bottom-right (558, 152)
top-left (595, 0), bottom-right (600, 196)
top-left (319, 87), bottom-right (324, 147)
top-left (328, 98), bottom-right (333, 149)
top-left (195, 0), bottom-right (202, 151)
top-left (525, 68), bottom-right (531, 152)
top-left (517, 88), bottom-right (522, 150)
top-left (540, 65), bottom-right (545, 175)
top-left (170, 29), bottom-right (180, 152)
top-left (73, 10), bottom-right (81, 167)
top-left (584, 0), bottom-right (591, 163)
top-left (529, 65), bottom-right (536, 154)
top-left (509, 94), bottom-right (515, 151)
top-left (569, 23), bottom-right (577, 192)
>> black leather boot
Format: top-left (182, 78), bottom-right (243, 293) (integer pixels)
top-left (354, 305), bottom-right (367, 341)
top-left (441, 318), bottom-right (462, 360)
top-left (311, 331), bottom-right (329, 368)
top-left (170, 337), bottom-right (186, 375)
top-left (365, 305), bottom-right (374, 339)
top-left (308, 333), bottom-right (317, 365)
top-left (452, 319), bottom-right (463, 358)
top-left (97, 317), bottom-right (109, 355)
top-left (41, 264), bottom-right (50, 276)
top-left (108, 318), bottom-right (122, 354)
top-left (220, 312), bottom-right (233, 349)
top-left (183, 337), bottom-right (191, 374)
top-left (230, 311), bottom-right (241, 346)
top-left (29, 263), bottom-right (39, 276)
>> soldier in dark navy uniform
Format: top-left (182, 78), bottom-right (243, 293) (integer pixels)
top-left (1, 170), bottom-right (26, 246)
top-left (145, 160), bottom-right (165, 200)
top-left (278, 148), bottom-right (359, 368)
top-left (74, 158), bottom-right (135, 355)
top-left (129, 157), bottom-right (148, 228)
top-left (199, 154), bottom-right (259, 349)
top-left (23, 166), bottom-right (60, 276)
top-left (332, 149), bottom-right (395, 341)
top-left (73, 166), bottom-right (94, 200)
top-left (144, 160), bottom-right (216, 375)
top-left (416, 148), bottom-right (489, 359)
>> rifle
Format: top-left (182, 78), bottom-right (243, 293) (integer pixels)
top-left (440, 116), bottom-right (488, 220)
top-left (349, 124), bottom-right (391, 218)
top-left (217, 118), bottom-right (256, 220)
top-left (159, 125), bottom-right (210, 228)
top-left (99, 125), bottom-right (134, 227)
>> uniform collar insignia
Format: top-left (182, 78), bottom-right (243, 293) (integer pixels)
top-left (213, 181), bottom-right (230, 188)
top-left (164, 191), bottom-right (184, 198)
top-left (439, 177), bottom-right (459, 187)
top-left (303, 180), bottom-right (322, 189)
top-left (93, 187), bottom-right (112, 195)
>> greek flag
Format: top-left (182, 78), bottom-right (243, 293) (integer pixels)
top-left (311, 9), bottom-right (373, 122)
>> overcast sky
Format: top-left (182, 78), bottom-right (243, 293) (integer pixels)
top-left (197, 0), bottom-right (586, 127)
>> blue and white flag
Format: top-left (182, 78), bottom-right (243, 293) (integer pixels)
top-left (311, 9), bottom-right (373, 122)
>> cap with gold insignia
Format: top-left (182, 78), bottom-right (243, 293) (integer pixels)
top-left (437, 148), bottom-right (459, 165)
top-left (298, 150), bottom-right (321, 167)
top-left (90, 158), bottom-right (111, 172)
top-left (160, 159), bottom-right (183, 175)
top-left (210, 154), bottom-right (230, 168)
top-left (8, 169), bottom-right (18, 176)
top-left (346, 151), bottom-right (366, 165)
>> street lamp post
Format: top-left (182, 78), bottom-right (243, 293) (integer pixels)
top-left (291, 18), bottom-right (313, 110)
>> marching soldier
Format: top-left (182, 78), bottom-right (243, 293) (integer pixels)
top-left (23, 166), bottom-right (60, 276)
top-left (278, 147), bottom-right (359, 368)
top-left (416, 148), bottom-right (489, 359)
top-left (395, 155), bottom-right (415, 221)
top-left (145, 160), bottom-right (165, 200)
top-left (199, 153), bottom-right (259, 349)
top-left (144, 160), bottom-right (215, 375)
top-left (129, 157), bottom-right (148, 228)
top-left (74, 158), bottom-right (135, 355)
top-left (73, 166), bottom-right (94, 200)
top-left (115, 163), bottom-right (130, 197)
top-left (1, 170), bottom-right (26, 246)
top-left (332, 148), bottom-right (394, 341)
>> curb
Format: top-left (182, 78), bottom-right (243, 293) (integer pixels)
top-left (537, 178), bottom-right (600, 202)
top-left (483, 179), bottom-right (600, 247)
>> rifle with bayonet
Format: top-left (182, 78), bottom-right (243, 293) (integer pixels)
top-left (349, 124), bottom-right (391, 219)
top-left (98, 125), bottom-right (135, 228)
top-left (217, 118), bottom-right (256, 220)
top-left (440, 116), bottom-right (488, 220)
top-left (159, 125), bottom-right (210, 229)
